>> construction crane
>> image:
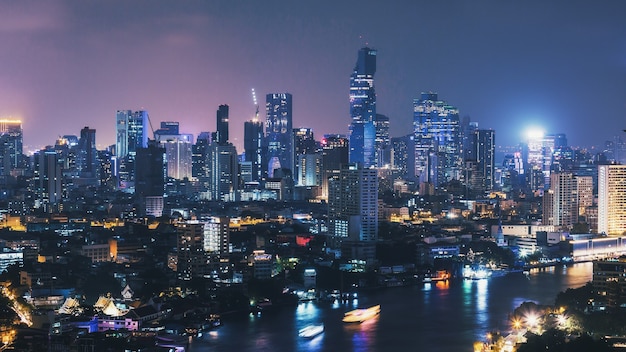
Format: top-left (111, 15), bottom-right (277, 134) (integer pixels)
top-left (251, 88), bottom-right (259, 121)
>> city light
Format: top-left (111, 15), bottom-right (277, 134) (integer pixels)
top-left (525, 127), bottom-right (545, 141)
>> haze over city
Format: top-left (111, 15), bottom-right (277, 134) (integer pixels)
top-left (1, 0), bottom-right (626, 153)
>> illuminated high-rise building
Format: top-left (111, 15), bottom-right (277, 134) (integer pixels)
top-left (32, 147), bottom-right (63, 213)
top-left (475, 129), bottom-right (495, 192)
top-left (320, 134), bottom-right (349, 200)
top-left (598, 164), bottom-right (626, 235)
top-left (244, 120), bottom-right (264, 183)
top-left (374, 114), bottom-right (390, 167)
top-left (157, 133), bottom-right (193, 180)
top-left (390, 134), bottom-right (415, 180)
top-left (542, 172), bottom-right (578, 228)
top-left (135, 140), bottom-right (166, 217)
top-left (266, 93), bottom-right (293, 177)
top-left (294, 127), bottom-right (316, 181)
top-left (413, 93), bottom-right (462, 186)
top-left (349, 47), bottom-right (377, 168)
top-left (0, 119), bottom-right (23, 176)
top-left (115, 110), bottom-right (149, 190)
top-left (77, 126), bottom-right (97, 182)
top-left (328, 163), bottom-right (378, 264)
top-left (115, 110), bottom-right (149, 159)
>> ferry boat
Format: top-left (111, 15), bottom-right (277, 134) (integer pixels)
top-left (298, 324), bottom-right (324, 338)
top-left (342, 305), bottom-right (381, 323)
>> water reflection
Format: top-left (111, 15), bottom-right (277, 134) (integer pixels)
top-left (189, 263), bottom-right (593, 352)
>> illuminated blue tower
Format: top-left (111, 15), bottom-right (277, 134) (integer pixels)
top-left (349, 47), bottom-right (377, 168)
top-left (265, 93), bottom-right (293, 177)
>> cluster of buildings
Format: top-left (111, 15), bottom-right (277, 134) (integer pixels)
top-left (0, 46), bottom-right (626, 278)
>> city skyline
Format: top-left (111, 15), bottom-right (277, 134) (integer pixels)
top-left (2, 1), bottom-right (626, 153)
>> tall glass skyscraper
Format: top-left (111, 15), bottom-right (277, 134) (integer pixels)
top-left (349, 47), bottom-right (377, 168)
top-left (244, 120), bottom-right (264, 183)
top-left (115, 110), bottom-right (149, 190)
top-left (0, 119), bottom-right (23, 176)
top-left (413, 93), bottom-right (461, 186)
top-left (265, 93), bottom-right (293, 177)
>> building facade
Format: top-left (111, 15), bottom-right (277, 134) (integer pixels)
top-left (349, 47), bottom-right (377, 168)
top-left (265, 93), bottom-right (293, 177)
top-left (598, 164), bottom-right (626, 235)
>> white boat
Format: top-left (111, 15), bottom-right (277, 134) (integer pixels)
top-left (299, 324), bottom-right (324, 338)
top-left (342, 305), bottom-right (380, 323)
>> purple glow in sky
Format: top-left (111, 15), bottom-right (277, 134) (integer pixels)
top-left (1, 1), bottom-right (626, 153)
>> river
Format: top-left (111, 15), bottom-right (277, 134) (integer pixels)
top-left (189, 262), bottom-right (593, 352)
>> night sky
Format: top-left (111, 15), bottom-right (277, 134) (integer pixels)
top-left (2, 1), bottom-right (626, 153)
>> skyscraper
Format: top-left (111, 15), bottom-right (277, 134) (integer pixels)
top-left (542, 172), bottom-right (578, 228)
top-left (598, 164), bottom-right (626, 235)
top-left (208, 105), bottom-right (239, 201)
top-left (320, 134), bottom-right (349, 200)
top-left (244, 120), bottom-right (264, 183)
top-left (0, 119), bottom-right (23, 176)
top-left (33, 147), bottom-right (63, 213)
top-left (328, 163), bottom-right (378, 264)
top-left (116, 110), bottom-right (149, 159)
top-left (413, 93), bottom-right (462, 186)
top-left (293, 127), bottom-right (317, 181)
top-left (135, 140), bottom-right (166, 217)
top-left (349, 47), bottom-right (377, 168)
top-left (115, 110), bottom-right (149, 190)
top-left (265, 93), bottom-right (293, 177)
top-left (374, 114), bottom-right (390, 167)
top-left (77, 126), bottom-right (97, 182)
top-left (216, 105), bottom-right (229, 145)
top-left (475, 129), bottom-right (495, 192)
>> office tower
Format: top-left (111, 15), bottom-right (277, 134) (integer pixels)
top-left (244, 120), bottom-right (264, 183)
top-left (135, 140), bottom-right (166, 217)
top-left (328, 163), bottom-right (378, 264)
top-left (207, 104), bottom-right (239, 201)
top-left (115, 110), bottom-right (149, 190)
top-left (77, 126), bottom-right (97, 182)
top-left (33, 147), bottom-right (63, 213)
top-left (207, 142), bottom-right (238, 201)
top-left (461, 117), bottom-right (478, 161)
top-left (266, 93), bottom-right (293, 177)
top-left (542, 172), bottom-right (578, 228)
top-left (0, 119), bottom-right (23, 176)
top-left (116, 110), bottom-right (149, 159)
top-left (159, 134), bottom-right (193, 180)
top-left (294, 127), bottom-right (317, 181)
top-left (413, 93), bottom-right (462, 186)
top-left (374, 114), bottom-right (390, 167)
top-left (98, 149), bottom-right (115, 191)
top-left (349, 47), bottom-right (377, 168)
top-left (193, 132), bottom-right (211, 190)
top-left (390, 134), bottom-right (415, 180)
top-left (216, 105), bottom-right (229, 145)
top-left (297, 153), bottom-right (322, 186)
top-left (577, 175), bottom-right (593, 217)
top-left (475, 129), bottom-right (495, 192)
top-left (320, 134), bottom-right (349, 200)
top-left (598, 164), bottom-right (626, 235)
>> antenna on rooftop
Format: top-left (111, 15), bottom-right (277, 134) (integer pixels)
top-left (251, 88), bottom-right (259, 121)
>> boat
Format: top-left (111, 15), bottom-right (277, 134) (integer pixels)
top-left (298, 324), bottom-right (324, 338)
top-left (342, 305), bottom-right (381, 323)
